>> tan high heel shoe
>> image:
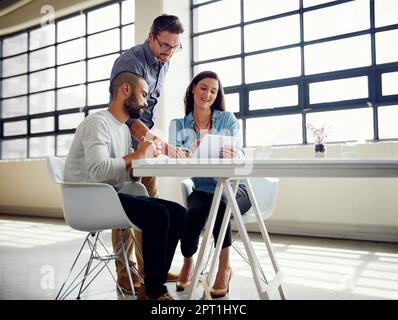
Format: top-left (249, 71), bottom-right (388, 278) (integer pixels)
top-left (176, 279), bottom-right (191, 292)
top-left (176, 265), bottom-right (194, 292)
top-left (210, 269), bottom-right (233, 299)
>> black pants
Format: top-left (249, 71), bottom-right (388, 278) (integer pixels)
top-left (118, 193), bottom-right (187, 298)
top-left (180, 185), bottom-right (251, 258)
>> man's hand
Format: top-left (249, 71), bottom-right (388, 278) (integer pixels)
top-left (122, 136), bottom-right (160, 170)
top-left (152, 136), bottom-right (163, 154)
top-left (136, 136), bottom-right (161, 159)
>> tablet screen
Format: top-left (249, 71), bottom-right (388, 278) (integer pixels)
top-left (192, 134), bottom-right (239, 158)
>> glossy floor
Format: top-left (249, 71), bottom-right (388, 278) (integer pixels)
top-left (0, 215), bottom-right (397, 300)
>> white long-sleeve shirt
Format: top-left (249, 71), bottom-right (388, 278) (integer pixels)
top-left (65, 110), bottom-right (132, 190)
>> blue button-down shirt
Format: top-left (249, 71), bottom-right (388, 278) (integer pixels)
top-left (110, 40), bottom-right (169, 148)
top-left (169, 110), bottom-right (244, 194)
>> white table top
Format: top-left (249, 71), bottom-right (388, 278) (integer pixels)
top-left (132, 158), bottom-right (398, 178)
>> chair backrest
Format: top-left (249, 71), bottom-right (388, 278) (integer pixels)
top-left (181, 179), bottom-right (194, 208)
top-left (180, 177), bottom-right (279, 222)
top-left (47, 156), bottom-right (140, 233)
top-left (243, 177), bottom-right (279, 222)
top-left (47, 156), bottom-right (66, 183)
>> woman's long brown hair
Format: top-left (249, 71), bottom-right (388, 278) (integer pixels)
top-left (184, 71), bottom-right (225, 116)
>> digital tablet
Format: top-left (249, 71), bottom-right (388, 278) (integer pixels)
top-left (192, 134), bottom-right (239, 158)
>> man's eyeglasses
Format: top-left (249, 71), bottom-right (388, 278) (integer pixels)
top-left (154, 35), bottom-right (182, 53)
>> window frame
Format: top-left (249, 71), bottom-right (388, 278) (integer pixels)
top-left (190, 0), bottom-right (398, 146)
top-left (0, 0), bottom-right (134, 159)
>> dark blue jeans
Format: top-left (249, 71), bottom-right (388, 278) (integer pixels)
top-left (118, 193), bottom-right (187, 298)
top-left (180, 185), bottom-right (251, 258)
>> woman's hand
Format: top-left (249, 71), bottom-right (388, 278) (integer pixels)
top-left (191, 139), bottom-right (201, 153)
top-left (220, 145), bottom-right (238, 159)
top-left (166, 144), bottom-right (188, 158)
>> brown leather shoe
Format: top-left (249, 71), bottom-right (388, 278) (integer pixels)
top-left (167, 272), bottom-right (179, 282)
top-left (117, 273), bottom-right (143, 294)
top-left (137, 288), bottom-right (174, 300)
top-left (210, 269), bottom-right (233, 299)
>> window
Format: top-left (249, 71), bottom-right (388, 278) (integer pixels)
top-left (244, 0), bottom-right (299, 22)
top-left (381, 72), bottom-right (398, 96)
top-left (306, 108), bottom-right (373, 142)
top-left (246, 47), bottom-right (301, 83)
top-left (304, 35), bottom-right (371, 75)
top-left (225, 93), bottom-right (240, 113)
top-left (375, 0), bottom-right (398, 28)
top-left (31, 117), bottom-right (54, 134)
top-left (376, 29), bottom-right (398, 64)
top-left (249, 86), bottom-right (298, 110)
top-left (2, 97), bottom-right (27, 118)
top-left (304, 0), bottom-right (369, 41)
top-left (246, 114), bottom-right (303, 146)
top-left (0, 0), bottom-right (135, 159)
top-left (57, 134), bottom-right (75, 156)
top-left (244, 15), bottom-right (300, 53)
top-left (57, 85), bottom-right (85, 110)
top-left (194, 58), bottom-right (242, 87)
top-left (193, 0), bottom-right (240, 33)
top-left (30, 91), bottom-right (55, 114)
top-left (59, 113), bottom-right (85, 130)
top-left (309, 77), bottom-right (368, 104)
top-left (378, 105), bottom-right (398, 139)
top-left (191, 0), bottom-right (398, 146)
top-left (194, 28), bottom-right (241, 61)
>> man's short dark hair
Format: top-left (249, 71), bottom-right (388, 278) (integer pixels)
top-left (150, 14), bottom-right (184, 36)
top-left (110, 72), bottom-right (144, 98)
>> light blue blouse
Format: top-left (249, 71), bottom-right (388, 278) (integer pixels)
top-left (169, 110), bottom-right (244, 194)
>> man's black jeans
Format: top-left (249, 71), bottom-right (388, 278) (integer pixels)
top-left (118, 193), bottom-right (187, 298)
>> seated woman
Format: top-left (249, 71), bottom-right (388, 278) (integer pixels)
top-left (169, 71), bottom-right (251, 298)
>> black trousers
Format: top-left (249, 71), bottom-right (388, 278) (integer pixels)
top-left (118, 193), bottom-right (187, 298)
top-left (180, 185), bottom-right (251, 258)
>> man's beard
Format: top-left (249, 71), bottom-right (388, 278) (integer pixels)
top-left (123, 94), bottom-right (144, 119)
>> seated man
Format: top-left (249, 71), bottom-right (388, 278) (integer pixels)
top-left (64, 71), bottom-right (187, 300)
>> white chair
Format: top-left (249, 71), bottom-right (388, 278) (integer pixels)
top-left (180, 177), bottom-right (279, 279)
top-left (47, 156), bottom-right (148, 300)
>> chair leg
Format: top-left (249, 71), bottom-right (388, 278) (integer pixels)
top-left (76, 232), bottom-right (98, 299)
top-left (56, 230), bottom-right (143, 300)
top-left (55, 233), bottom-right (91, 300)
top-left (231, 232), bottom-right (269, 285)
top-left (119, 229), bottom-right (135, 296)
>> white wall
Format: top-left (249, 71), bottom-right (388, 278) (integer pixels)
top-left (0, 159), bottom-right (63, 218)
top-left (134, 0), bottom-right (191, 204)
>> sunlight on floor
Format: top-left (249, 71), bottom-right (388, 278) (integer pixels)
top-left (230, 238), bottom-right (398, 299)
top-left (0, 218), bottom-right (85, 248)
top-left (1, 217), bottom-right (397, 300)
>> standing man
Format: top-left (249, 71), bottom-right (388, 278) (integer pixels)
top-left (109, 14), bottom-right (186, 291)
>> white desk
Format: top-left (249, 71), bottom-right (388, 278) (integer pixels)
top-left (132, 158), bottom-right (398, 299)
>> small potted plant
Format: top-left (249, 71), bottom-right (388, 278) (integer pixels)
top-left (307, 123), bottom-right (328, 158)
